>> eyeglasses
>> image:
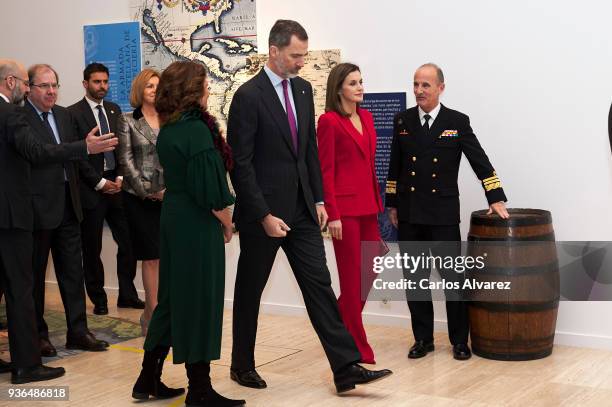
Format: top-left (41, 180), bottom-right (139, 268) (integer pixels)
top-left (30, 83), bottom-right (60, 90)
top-left (4, 75), bottom-right (29, 85)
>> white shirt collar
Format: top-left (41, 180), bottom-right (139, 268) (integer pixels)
top-left (263, 65), bottom-right (286, 87)
top-left (85, 96), bottom-right (104, 111)
top-left (418, 103), bottom-right (441, 124)
top-left (0, 92), bottom-right (9, 103)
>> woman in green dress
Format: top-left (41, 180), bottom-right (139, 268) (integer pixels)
top-left (131, 61), bottom-right (244, 407)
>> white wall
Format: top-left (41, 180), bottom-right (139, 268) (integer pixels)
top-left (3, 0), bottom-right (612, 349)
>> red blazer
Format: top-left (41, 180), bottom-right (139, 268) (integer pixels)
top-left (317, 109), bottom-right (383, 221)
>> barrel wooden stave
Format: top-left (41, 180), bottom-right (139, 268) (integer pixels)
top-left (467, 208), bottom-right (559, 361)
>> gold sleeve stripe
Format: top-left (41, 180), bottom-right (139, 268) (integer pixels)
top-left (483, 177), bottom-right (500, 186)
top-left (387, 180), bottom-right (397, 185)
top-left (484, 182), bottom-right (501, 192)
top-left (386, 185), bottom-right (397, 194)
top-left (482, 174), bottom-right (499, 184)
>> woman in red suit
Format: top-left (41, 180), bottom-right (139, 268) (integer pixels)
top-left (317, 63), bottom-right (383, 364)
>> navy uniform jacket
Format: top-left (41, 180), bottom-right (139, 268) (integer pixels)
top-left (385, 104), bottom-right (506, 225)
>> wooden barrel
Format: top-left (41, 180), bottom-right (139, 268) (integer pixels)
top-left (466, 208), bottom-right (559, 361)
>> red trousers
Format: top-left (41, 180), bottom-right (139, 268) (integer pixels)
top-left (332, 214), bottom-right (379, 364)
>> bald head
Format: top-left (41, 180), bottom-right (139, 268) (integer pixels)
top-left (0, 59), bottom-right (29, 104)
top-left (413, 63), bottom-right (445, 113)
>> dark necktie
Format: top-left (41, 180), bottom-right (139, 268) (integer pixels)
top-left (96, 105), bottom-right (115, 171)
top-left (41, 112), bottom-right (58, 143)
top-left (423, 114), bottom-right (432, 135)
top-left (281, 79), bottom-right (298, 154)
top-left (42, 111), bottom-right (67, 180)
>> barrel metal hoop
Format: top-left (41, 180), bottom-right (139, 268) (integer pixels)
top-left (472, 347), bottom-right (553, 361)
top-left (469, 300), bottom-right (560, 312)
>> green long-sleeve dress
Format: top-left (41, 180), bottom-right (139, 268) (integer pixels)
top-left (143, 110), bottom-right (234, 364)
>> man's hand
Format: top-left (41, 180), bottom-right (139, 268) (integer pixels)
top-left (101, 180), bottom-right (120, 194)
top-left (316, 204), bottom-right (328, 231)
top-left (328, 219), bottom-right (342, 240)
top-left (387, 208), bottom-right (398, 228)
top-left (85, 126), bottom-right (118, 154)
top-left (261, 214), bottom-right (290, 237)
top-left (487, 201), bottom-right (510, 219)
top-left (114, 177), bottom-right (123, 190)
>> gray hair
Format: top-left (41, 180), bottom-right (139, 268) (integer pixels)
top-left (28, 63), bottom-right (59, 85)
top-left (0, 59), bottom-right (21, 80)
top-left (268, 19), bottom-right (308, 49)
top-left (419, 63), bottom-right (445, 84)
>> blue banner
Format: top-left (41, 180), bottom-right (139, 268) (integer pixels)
top-left (84, 22), bottom-right (141, 113)
top-left (361, 92), bottom-right (407, 242)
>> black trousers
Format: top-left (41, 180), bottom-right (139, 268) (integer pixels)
top-left (32, 190), bottom-right (88, 339)
top-left (81, 190), bottom-right (137, 305)
top-left (232, 195), bottom-right (360, 373)
top-left (398, 222), bottom-right (468, 345)
top-left (0, 230), bottom-right (42, 368)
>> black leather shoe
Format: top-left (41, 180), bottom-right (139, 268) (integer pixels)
top-left (333, 363), bottom-right (392, 393)
top-left (11, 365), bottom-right (65, 384)
top-left (408, 340), bottom-right (435, 359)
top-left (0, 359), bottom-right (11, 373)
top-left (40, 338), bottom-right (57, 357)
top-left (117, 298), bottom-right (145, 309)
top-left (93, 303), bottom-right (109, 315)
top-left (230, 368), bottom-right (267, 389)
top-left (452, 343), bottom-right (472, 360)
top-left (66, 331), bottom-right (109, 351)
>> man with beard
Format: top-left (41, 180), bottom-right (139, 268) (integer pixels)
top-left (22, 64), bottom-right (111, 358)
top-left (227, 20), bottom-right (392, 394)
top-left (68, 63), bottom-right (141, 316)
top-left (0, 59), bottom-right (116, 383)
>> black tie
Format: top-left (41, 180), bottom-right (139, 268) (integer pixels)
top-left (423, 114), bottom-right (431, 135)
top-left (96, 105), bottom-right (115, 171)
top-left (41, 112), bottom-right (58, 143)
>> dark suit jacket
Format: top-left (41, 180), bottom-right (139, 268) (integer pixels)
top-left (316, 108), bottom-right (383, 221)
top-left (227, 69), bottom-right (323, 233)
top-left (608, 103), bottom-right (611, 155)
top-left (385, 104), bottom-right (507, 225)
top-left (22, 101), bottom-right (84, 230)
top-left (67, 98), bottom-right (122, 209)
top-left (0, 97), bottom-right (86, 231)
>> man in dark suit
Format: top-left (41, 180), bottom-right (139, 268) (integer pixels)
top-left (0, 59), bottom-right (116, 383)
top-left (608, 105), bottom-right (612, 155)
top-left (22, 64), bottom-right (110, 357)
top-left (227, 20), bottom-right (391, 394)
top-left (68, 63), bottom-right (141, 315)
top-left (386, 63), bottom-right (509, 361)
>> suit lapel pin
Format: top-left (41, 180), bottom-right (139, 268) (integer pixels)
top-left (110, 110), bottom-right (115, 114)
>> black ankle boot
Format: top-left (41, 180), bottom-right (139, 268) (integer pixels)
top-left (185, 362), bottom-right (245, 406)
top-left (132, 345), bottom-right (185, 400)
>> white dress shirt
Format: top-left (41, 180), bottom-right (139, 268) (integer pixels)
top-left (418, 103), bottom-right (441, 127)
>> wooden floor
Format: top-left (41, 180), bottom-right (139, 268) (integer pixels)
top-left (1, 286), bottom-right (612, 406)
